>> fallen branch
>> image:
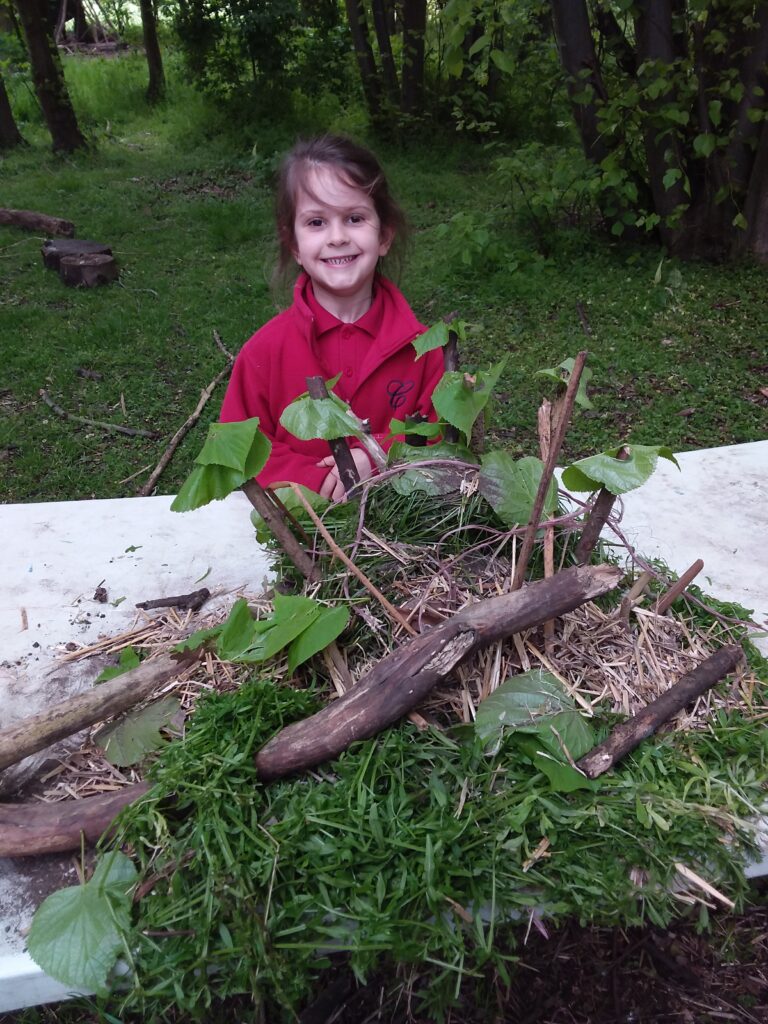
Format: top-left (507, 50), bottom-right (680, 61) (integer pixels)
top-left (0, 652), bottom-right (192, 774)
top-left (576, 644), bottom-right (744, 779)
top-left (136, 588), bottom-right (211, 612)
top-left (512, 350), bottom-right (588, 590)
top-left (40, 389), bottom-right (156, 439)
top-left (575, 447), bottom-right (630, 565)
top-left (0, 782), bottom-right (151, 857)
top-left (138, 345), bottom-right (234, 496)
top-left (255, 562), bottom-right (623, 780)
top-left (0, 207), bottom-right (74, 237)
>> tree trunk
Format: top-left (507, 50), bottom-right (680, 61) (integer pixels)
top-left (0, 208), bottom-right (74, 235)
top-left (0, 72), bottom-right (25, 149)
top-left (370, 0), bottom-right (399, 107)
top-left (139, 0), bottom-right (165, 104)
top-left (633, 0), bottom-right (689, 249)
top-left (550, 0), bottom-right (610, 164)
top-left (740, 119), bottom-right (768, 259)
top-left (343, 0), bottom-right (382, 119)
top-left (14, 0), bottom-right (87, 152)
top-left (401, 0), bottom-right (425, 116)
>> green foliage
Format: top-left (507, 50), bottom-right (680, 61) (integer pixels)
top-left (432, 358), bottom-right (507, 439)
top-left (562, 445), bottom-right (679, 495)
top-left (94, 697), bottom-right (181, 767)
top-left (94, 645), bottom-right (142, 683)
top-left (536, 357), bottom-right (593, 408)
top-left (178, 595), bottom-right (349, 671)
top-left (171, 419), bottom-right (270, 512)
top-left (387, 439), bottom-right (478, 496)
top-left (279, 386), bottom-right (367, 443)
top-left (478, 451), bottom-right (558, 526)
top-left (28, 852), bottom-right (137, 995)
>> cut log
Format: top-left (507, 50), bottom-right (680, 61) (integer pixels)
top-left (0, 652), bottom-right (190, 774)
top-left (255, 562), bottom-right (623, 780)
top-left (0, 782), bottom-right (151, 857)
top-left (1, 207), bottom-right (74, 237)
top-left (60, 252), bottom-right (119, 287)
top-left (42, 238), bottom-right (112, 271)
top-left (576, 644), bottom-right (744, 779)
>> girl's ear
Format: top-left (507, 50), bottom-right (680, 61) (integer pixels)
top-left (378, 226), bottom-right (394, 258)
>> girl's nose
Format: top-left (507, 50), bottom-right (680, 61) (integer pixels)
top-left (328, 219), bottom-right (349, 245)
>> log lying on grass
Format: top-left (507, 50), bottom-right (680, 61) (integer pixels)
top-left (0, 782), bottom-right (151, 857)
top-left (576, 644), bottom-right (744, 779)
top-left (60, 252), bottom-right (119, 287)
top-left (0, 652), bottom-right (192, 774)
top-left (255, 562), bottom-right (623, 780)
top-left (0, 207), bottom-right (74, 237)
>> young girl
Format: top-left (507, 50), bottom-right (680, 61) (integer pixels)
top-left (220, 134), bottom-right (445, 502)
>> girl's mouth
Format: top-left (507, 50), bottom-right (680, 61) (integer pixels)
top-left (322, 255), bottom-right (358, 266)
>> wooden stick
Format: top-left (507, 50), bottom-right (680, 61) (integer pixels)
top-left (512, 350), bottom-right (588, 590)
top-left (0, 653), bottom-right (190, 774)
top-left (138, 351), bottom-right (234, 496)
top-left (255, 563), bottom-right (623, 780)
top-left (0, 782), bottom-right (151, 857)
top-left (306, 375), bottom-right (360, 497)
top-left (537, 399), bottom-right (555, 649)
top-left (575, 447), bottom-right (630, 564)
top-left (135, 588), bottom-right (210, 612)
top-left (576, 644), bottom-right (744, 779)
top-left (0, 207), bottom-right (74, 237)
top-left (40, 389), bottom-right (156, 439)
top-left (443, 329), bottom-right (460, 444)
top-left (241, 479), bottom-right (319, 582)
top-left (213, 328), bottom-right (235, 363)
top-left (656, 559), bottom-right (704, 615)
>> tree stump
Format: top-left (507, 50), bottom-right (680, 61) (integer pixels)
top-left (42, 237), bottom-right (112, 271)
top-left (60, 252), bottom-right (119, 287)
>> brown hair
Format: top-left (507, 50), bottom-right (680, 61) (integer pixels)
top-left (272, 134), bottom-right (408, 294)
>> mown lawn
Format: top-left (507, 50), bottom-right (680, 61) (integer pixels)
top-left (2, 58), bottom-right (766, 504)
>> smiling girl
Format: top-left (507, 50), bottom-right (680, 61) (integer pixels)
top-left (220, 134), bottom-right (444, 502)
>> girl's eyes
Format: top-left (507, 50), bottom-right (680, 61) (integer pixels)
top-left (304, 214), bottom-right (367, 227)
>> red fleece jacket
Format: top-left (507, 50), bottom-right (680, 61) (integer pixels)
top-left (220, 274), bottom-right (445, 492)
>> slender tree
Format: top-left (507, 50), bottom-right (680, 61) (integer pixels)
top-left (0, 70), bottom-right (25, 148)
top-left (401, 0), bottom-right (426, 115)
top-left (343, 0), bottom-right (382, 118)
top-left (14, 0), bottom-right (86, 151)
top-left (139, 0), bottom-right (165, 104)
top-left (370, 0), bottom-right (398, 108)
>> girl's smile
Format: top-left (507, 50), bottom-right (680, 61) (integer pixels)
top-left (292, 166), bottom-right (392, 322)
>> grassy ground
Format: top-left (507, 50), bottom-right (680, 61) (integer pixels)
top-left (1, 55), bottom-right (766, 505)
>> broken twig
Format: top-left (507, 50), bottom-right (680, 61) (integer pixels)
top-left (136, 588), bottom-right (211, 612)
top-left (40, 389), bottom-right (156, 439)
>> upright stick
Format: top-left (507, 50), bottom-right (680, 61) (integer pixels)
top-left (512, 350), bottom-right (588, 591)
top-left (306, 375), bottom-right (361, 497)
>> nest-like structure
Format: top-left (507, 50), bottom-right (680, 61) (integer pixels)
top-left (38, 485), bottom-right (763, 804)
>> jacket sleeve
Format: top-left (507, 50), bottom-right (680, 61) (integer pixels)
top-left (220, 341), bottom-right (329, 494)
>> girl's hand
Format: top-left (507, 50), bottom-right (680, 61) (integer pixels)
top-left (317, 448), bottom-right (374, 502)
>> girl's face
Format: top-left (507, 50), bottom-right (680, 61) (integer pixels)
top-left (292, 165), bottom-right (392, 317)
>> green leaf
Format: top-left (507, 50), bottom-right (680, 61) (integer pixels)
top-left (467, 33), bottom-right (490, 57)
top-left (280, 394), bottom-right (363, 442)
top-left (693, 132), bottom-right (716, 158)
top-left (171, 463), bottom-right (247, 513)
top-left (217, 597), bottom-right (261, 661)
top-left (432, 358), bottom-right (507, 438)
top-left (707, 99), bottom-right (722, 127)
top-left (490, 48), bottom-right (515, 74)
top-left (561, 445), bottom-right (679, 495)
top-left (535, 358), bottom-right (593, 408)
top-left (255, 594), bottom-right (321, 662)
top-left (286, 605), bottom-right (350, 672)
top-left (27, 852), bottom-right (137, 994)
top-left (413, 321), bottom-right (450, 358)
top-left (174, 622), bottom-right (224, 653)
top-left (388, 440), bottom-right (477, 496)
top-left (94, 646), bottom-right (141, 683)
top-left (94, 697), bottom-right (181, 767)
top-left (732, 212), bottom-right (747, 230)
top-left (195, 418), bottom-right (264, 472)
top-left (517, 737), bottom-right (597, 793)
top-left (388, 418), bottom-right (443, 440)
top-left (478, 452), bottom-right (558, 527)
top-left (475, 670), bottom-right (570, 747)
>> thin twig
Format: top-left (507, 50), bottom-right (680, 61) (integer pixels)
top-left (138, 354), bottom-right (233, 496)
top-left (213, 328), bottom-right (235, 363)
top-left (512, 350), bottom-right (589, 590)
top-left (288, 483), bottom-right (417, 637)
top-left (40, 389), bottom-right (156, 438)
